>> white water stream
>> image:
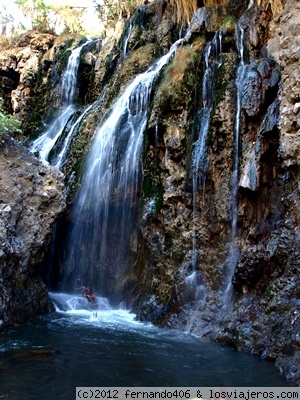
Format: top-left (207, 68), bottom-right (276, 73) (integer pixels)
top-left (221, 23), bottom-right (247, 313)
top-left (191, 30), bottom-right (222, 264)
top-left (61, 37), bottom-right (186, 300)
top-left (30, 40), bottom-right (90, 164)
top-left (185, 31), bottom-right (222, 332)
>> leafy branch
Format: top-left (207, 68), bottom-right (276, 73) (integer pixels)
top-left (0, 98), bottom-right (22, 135)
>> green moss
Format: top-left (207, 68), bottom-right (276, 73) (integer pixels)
top-left (214, 62), bottom-right (228, 105)
top-left (210, 53), bottom-right (235, 122)
top-left (61, 110), bottom-right (100, 202)
top-left (140, 136), bottom-right (165, 214)
top-left (55, 48), bottom-right (72, 75)
top-left (221, 15), bottom-right (237, 33)
top-left (142, 173), bottom-right (165, 213)
top-left (121, 43), bottom-right (161, 79)
top-left (264, 284), bottom-right (276, 303)
top-left (155, 44), bottom-right (201, 113)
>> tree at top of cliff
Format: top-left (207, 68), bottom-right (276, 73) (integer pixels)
top-left (0, 0), bottom-right (100, 36)
top-left (15, 0), bottom-right (92, 34)
top-left (15, 0), bottom-right (52, 31)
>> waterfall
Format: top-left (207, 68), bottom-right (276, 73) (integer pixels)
top-left (190, 31), bottom-right (222, 271)
top-left (247, 0), bottom-right (255, 9)
top-left (184, 31), bottom-right (222, 332)
top-left (192, 31), bottom-right (222, 188)
top-left (192, 30), bottom-right (222, 211)
top-left (53, 88), bottom-right (107, 168)
top-left (61, 44), bottom-right (85, 105)
top-left (231, 24), bottom-right (245, 240)
top-left (30, 40), bottom-right (90, 164)
top-left (221, 23), bottom-right (247, 313)
top-left (61, 38), bottom-right (185, 303)
top-left (121, 19), bottom-right (133, 58)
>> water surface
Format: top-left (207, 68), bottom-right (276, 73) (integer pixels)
top-left (0, 294), bottom-right (290, 400)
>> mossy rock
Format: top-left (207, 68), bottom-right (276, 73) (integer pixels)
top-left (120, 43), bottom-right (161, 80)
top-left (154, 44), bottom-right (202, 113)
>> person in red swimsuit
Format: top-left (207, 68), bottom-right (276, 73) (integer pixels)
top-left (82, 285), bottom-right (97, 306)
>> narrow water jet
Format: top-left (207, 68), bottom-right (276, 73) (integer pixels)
top-left (220, 23), bottom-right (247, 314)
top-left (247, 0), bottom-right (255, 9)
top-left (121, 19), bottom-right (133, 58)
top-left (192, 29), bottom-right (222, 228)
top-left (185, 31), bottom-right (222, 332)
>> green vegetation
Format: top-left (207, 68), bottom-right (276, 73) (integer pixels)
top-left (0, 0), bottom-right (146, 39)
top-left (0, 0), bottom-right (225, 40)
top-left (156, 43), bottom-right (202, 113)
top-left (121, 43), bottom-right (161, 79)
top-left (0, 98), bottom-right (22, 135)
top-left (15, 0), bottom-right (52, 32)
top-left (142, 173), bottom-right (165, 213)
top-left (0, 0), bottom-right (87, 36)
top-left (221, 15), bottom-right (236, 33)
top-left (140, 135), bottom-right (165, 216)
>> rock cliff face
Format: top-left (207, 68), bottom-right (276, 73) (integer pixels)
top-left (0, 0), bottom-right (299, 385)
top-left (0, 30), bottom-right (95, 137)
top-left (0, 134), bottom-right (65, 329)
top-left (118, 0), bottom-right (299, 384)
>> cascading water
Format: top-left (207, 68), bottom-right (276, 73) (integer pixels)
top-left (231, 24), bottom-right (245, 240)
top-left (184, 31), bottom-right (222, 332)
top-left (53, 88), bottom-right (107, 168)
top-left (192, 30), bottom-right (222, 181)
top-left (191, 29), bottom-right (222, 253)
top-left (220, 23), bottom-right (247, 313)
top-left (30, 40), bottom-right (90, 164)
top-left (61, 38), bottom-right (185, 303)
top-left (121, 19), bottom-right (133, 58)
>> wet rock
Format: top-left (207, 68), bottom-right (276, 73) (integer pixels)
top-left (276, 350), bottom-right (300, 386)
top-left (241, 59), bottom-right (280, 117)
top-left (239, 146), bottom-right (259, 191)
top-left (232, 246), bottom-right (269, 292)
top-left (260, 98), bottom-right (279, 136)
top-left (155, 19), bottom-right (177, 50)
top-left (241, 65), bottom-right (263, 117)
top-left (136, 295), bottom-right (167, 322)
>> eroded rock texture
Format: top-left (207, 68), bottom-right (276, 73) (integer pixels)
top-left (0, 134), bottom-right (65, 329)
top-left (127, 0), bottom-right (299, 385)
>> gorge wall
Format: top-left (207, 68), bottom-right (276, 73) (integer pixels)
top-left (99, 0), bottom-right (299, 384)
top-left (0, 134), bottom-right (65, 328)
top-left (0, 0), bottom-right (299, 385)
